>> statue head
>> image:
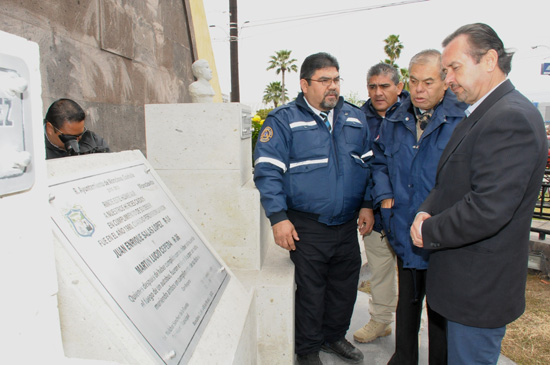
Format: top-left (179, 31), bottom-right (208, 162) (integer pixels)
top-left (192, 59), bottom-right (213, 82)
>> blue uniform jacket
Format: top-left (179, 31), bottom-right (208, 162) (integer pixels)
top-left (254, 92), bottom-right (373, 226)
top-left (360, 90), bottom-right (410, 233)
top-left (372, 89), bottom-right (467, 268)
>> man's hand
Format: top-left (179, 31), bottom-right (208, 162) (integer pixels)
top-left (358, 208), bottom-right (374, 235)
top-left (410, 212), bottom-right (431, 248)
top-left (272, 220), bottom-right (299, 251)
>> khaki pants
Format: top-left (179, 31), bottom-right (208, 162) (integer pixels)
top-left (363, 231), bottom-right (397, 324)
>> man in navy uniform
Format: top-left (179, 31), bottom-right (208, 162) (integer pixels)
top-left (254, 52), bottom-right (373, 365)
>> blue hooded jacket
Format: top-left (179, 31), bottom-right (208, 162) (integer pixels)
top-left (372, 89), bottom-right (467, 268)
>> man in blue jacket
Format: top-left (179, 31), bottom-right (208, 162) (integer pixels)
top-left (372, 49), bottom-right (467, 364)
top-left (354, 63), bottom-right (406, 344)
top-left (254, 52), bottom-right (374, 365)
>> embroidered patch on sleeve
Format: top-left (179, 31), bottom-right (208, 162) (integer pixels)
top-left (260, 126), bottom-right (274, 142)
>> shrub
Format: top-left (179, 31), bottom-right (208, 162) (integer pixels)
top-left (251, 108), bottom-right (273, 156)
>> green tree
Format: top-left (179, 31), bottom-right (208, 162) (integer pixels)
top-left (255, 108), bottom-right (272, 120)
top-left (399, 68), bottom-right (410, 91)
top-left (266, 50), bottom-right (298, 105)
top-left (382, 34), bottom-right (409, 90)
top-left (383, 34), bottom-right (403, 68)
top-left (344, 91), bottom-right (365, 108)
top-left (263, 81), bottom-right (287, 108)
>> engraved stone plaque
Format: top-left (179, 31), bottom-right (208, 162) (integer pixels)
top-left (49, 162), bottom-right (228, 364)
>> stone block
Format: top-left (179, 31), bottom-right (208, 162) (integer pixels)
top-left (234, 244), bottom-right (295, 364)
top-left (145, 103), bottom-right (252, 181)
top-left (157, 169), bottom-right (264, 270)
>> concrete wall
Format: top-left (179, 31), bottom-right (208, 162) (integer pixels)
top-left (0, 0), bottom-right (200, 155)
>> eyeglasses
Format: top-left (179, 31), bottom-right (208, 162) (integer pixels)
top-left (308, 77), bottom-right (343, 87)
top-left (51, 124), bottom-right (87, 140)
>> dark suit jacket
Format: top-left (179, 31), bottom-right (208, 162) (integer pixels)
top-left (419, 80), bottom-right (547, 328)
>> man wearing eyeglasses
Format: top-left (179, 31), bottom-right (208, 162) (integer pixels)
top-left (254, 52), bottom-right (373, 365)
top-left (44, 98), bottom-right (110, 159)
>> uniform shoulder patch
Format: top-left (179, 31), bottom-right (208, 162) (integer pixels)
top-left (260, 126), bottom-right (274, 142)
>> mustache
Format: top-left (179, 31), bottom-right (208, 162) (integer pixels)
top-left (325, 90), bottom-right (339, 97)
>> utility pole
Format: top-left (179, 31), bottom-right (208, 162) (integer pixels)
top-left (229, 0), bottom-right (240, 102)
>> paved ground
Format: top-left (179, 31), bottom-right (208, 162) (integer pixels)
top-left (318, 260), bottom-right (516, 365)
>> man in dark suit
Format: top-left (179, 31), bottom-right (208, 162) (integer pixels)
top-left (410, 23), bottom-right (547, 364)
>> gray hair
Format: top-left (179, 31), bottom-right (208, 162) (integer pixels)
top-left (409, 49), bottom-right (445, 81)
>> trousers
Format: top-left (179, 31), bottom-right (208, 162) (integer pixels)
top-left (388, 258), bottom-right (447, 365)
top-left (363, 230), bottom-right (397, 324)
top-left (447, 320), bottom-right (506, 365)
top-left (289, 211), bottom-right (361, 355)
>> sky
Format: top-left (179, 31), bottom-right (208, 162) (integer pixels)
top-left (204, 0), bottom-right (550, 112)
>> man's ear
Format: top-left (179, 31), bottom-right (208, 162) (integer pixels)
top-left (45, 121), bottom-right (54, 135)
top-left (396, 81), bottom-right (404, 94)
top-left (484, 49), bottom-right (499, 72)
top-left (300, 78), bottom-right (309, 94)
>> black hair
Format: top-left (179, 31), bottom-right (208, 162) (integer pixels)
top-left (300, 52), bottom-right (339, 82)
top-left (367, 62), bottom-right (401, 85)
top-left (44, 98), bottom-right (85, 129)
top-left (442, 23), bottom-right (513, 75)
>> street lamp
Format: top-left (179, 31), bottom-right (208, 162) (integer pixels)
top-left (209, 17), bottom-right (249, 103)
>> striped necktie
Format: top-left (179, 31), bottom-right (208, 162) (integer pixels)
top-left (320, 111), bottom-right (331, 132)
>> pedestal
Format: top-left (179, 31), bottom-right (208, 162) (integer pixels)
top-left (145, 103), bottom-right (295, 363)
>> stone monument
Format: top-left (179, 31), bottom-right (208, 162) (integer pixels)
top-left (188, 59), bottom-right (215, 103)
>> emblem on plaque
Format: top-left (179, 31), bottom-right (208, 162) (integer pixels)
top-left (65, 206), bottom-right (95, 237)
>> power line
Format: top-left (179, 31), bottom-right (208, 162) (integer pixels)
top-left (241, 0), bottom-right (429, 29)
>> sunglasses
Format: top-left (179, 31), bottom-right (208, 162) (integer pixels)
top-left (50, 123), bottom-right (87, 141)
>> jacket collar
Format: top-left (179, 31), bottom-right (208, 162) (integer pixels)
top-left (388, 89), bottom-right (466, 124)
top-left (464, 79), bottom-right (514, 122)
top-left (436, 80), bottom-right (515, 173)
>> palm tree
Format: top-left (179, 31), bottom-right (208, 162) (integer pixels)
top-left (383, 34), bottom-right (403, 68)
top-left (399, 68), bottom-right (410, 91)
top-left (263, 81), bottom-right (287, 108)
top-left (266, 50), bottom-right (298, 105)
top-left (382, 34), bottom-right (409, 90)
